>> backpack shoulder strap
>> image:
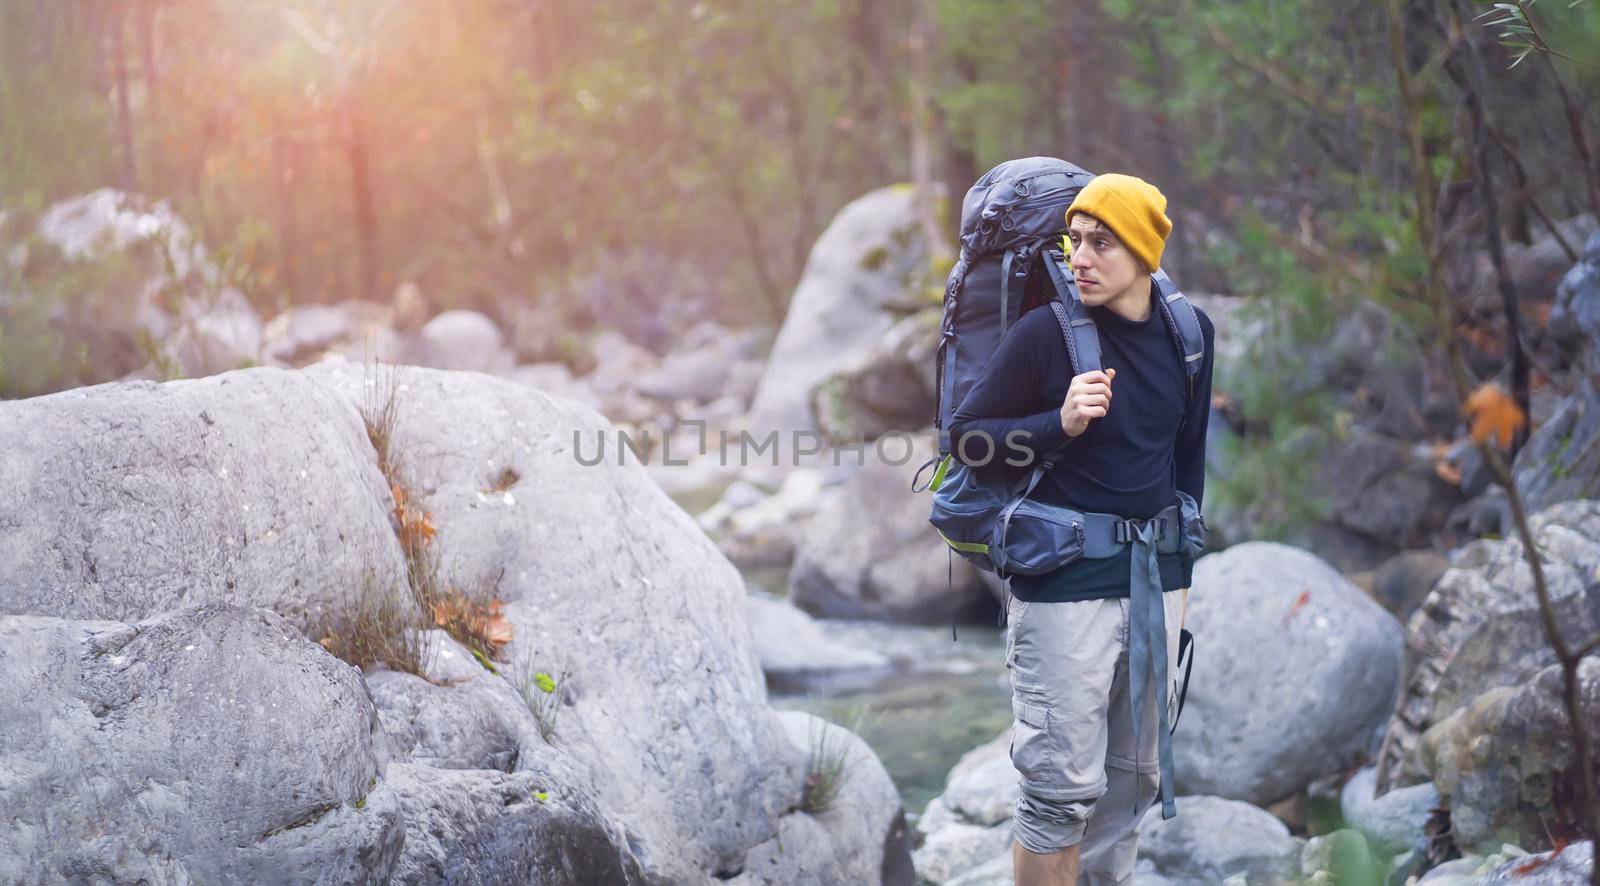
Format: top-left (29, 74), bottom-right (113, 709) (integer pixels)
top-left (1152, 273), bottom-right (1204, 384)
top-left (1151, 271), bottom-right (1206, 427)
top-left (1042, 249), bottom-right (1101, 376)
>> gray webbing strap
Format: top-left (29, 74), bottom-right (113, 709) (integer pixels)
top-left (1128, 521), bottom-right (1178, 821)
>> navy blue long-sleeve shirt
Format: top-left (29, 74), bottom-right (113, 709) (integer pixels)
top-left (947, 281), bottom-right (1215, 601)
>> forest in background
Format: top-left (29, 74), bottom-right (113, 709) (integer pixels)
top-left (3, 0), bottom-right (1600, 533)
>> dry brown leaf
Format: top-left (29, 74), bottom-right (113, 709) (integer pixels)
top-left (1434, 461), bottom-right (1463, 486)
top-left (1462, 383), bottom-right (1526, 449)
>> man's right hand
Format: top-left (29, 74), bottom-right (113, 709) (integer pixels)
top-left (1060, 368), bottom-right (1116, 438)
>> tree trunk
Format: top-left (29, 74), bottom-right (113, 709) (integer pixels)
top-left (908, 0), bottom-right (950, 268)
top-left (344, 100), bottom-right (379, 301)
top-left (109, 0), bottom-right (137, 192)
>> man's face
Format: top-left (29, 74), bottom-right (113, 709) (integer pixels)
top-left (1067, 214), bottom-right (1144, 307)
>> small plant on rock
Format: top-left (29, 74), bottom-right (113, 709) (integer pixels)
top-left (512, 650), bottom-right (568, 742)
top-left (800, 714), bottom-right (862, 815)
top-left (306, 569), bottom-right (435, 678)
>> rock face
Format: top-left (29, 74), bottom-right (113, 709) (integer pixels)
top-left (0, 368), bottom-right (409, 624)
top-left (1323, 430), bottom-right (1458, 557)
top-left (1417, 658), bottom-right (1600, 853)
top-left (385, 762), bottom-right (643, 885)
top-left (1513, 378), bottom-right (1600, 513)
top-left (811, 309), bottom-right (940, 441)
top-left (730, 711), bottom-right (914, 886)
top-left (0, 606), bottom-right (404, 884)
top-left (301, 362), bottom-right (896, 881)
top-left (1177, 542), bottom-right (1405, 805)
top-left (1551, 230), bottom-right (1600, 378)
top-left (1135, 795), bottom-right (1303, 884)
top-left (788, 432), bottom-right (991, 624)
top-left (749, 184), bottom-right (940, 441)
top-left (0, 363), bottom-right (907, 883)
top-left (1375, 500), bottom-right (1600, 792)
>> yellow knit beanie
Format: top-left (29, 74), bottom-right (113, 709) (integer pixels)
top-left (1064, 173), bottom-right (1173, 273)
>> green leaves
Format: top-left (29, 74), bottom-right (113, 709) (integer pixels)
top-left (1471, 0), bottom-right (1597, 69)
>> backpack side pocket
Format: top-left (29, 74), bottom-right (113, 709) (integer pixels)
top-left (1176, 491), bottom-right (1207, 560)
top-left (991, 499), bottom-right (1088, 576)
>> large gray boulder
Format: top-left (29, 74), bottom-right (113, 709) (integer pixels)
top-left (303, 362), bottom-right (901, 882)
top-left (789, 432), bottom-right (990, 623)
top-left (749, 184), bottom-right (942, 442)
top-left (1375, 500), bottom-right (1600, 792)
top-left (1178, 542), bottom-right (1405, 804)
top-left (0, 605), bottom-right (403, 884)
top-left (2, 362), bottom-right (906, 883)
top-left (0, 368), bottom-right (409, 624)
top-left (1417, 658), bottom-right (1600, 853)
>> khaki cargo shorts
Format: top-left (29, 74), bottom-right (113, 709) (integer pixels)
top-left (1004, 591), bottom-right (1184, 853)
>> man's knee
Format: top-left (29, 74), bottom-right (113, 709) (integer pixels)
top-left (1012, 786), bottom-right (1097, 854)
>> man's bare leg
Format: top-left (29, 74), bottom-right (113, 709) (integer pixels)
top-left (1014, 839), bottom-right (1080, 885)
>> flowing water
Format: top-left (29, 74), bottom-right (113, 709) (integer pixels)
top-left (768, 618), bottom-right (1013, 818)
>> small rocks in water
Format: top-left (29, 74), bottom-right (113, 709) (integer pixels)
top-left (1339, 765), bottom-right (1439, 856)
top-left (745, 593), bottom-right (890, 692)
top-left (911, 821), bottom-right (1014, 885)
top-left (1299, 829), bottom-right (1377, 881)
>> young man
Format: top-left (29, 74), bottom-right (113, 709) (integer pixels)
top-left (947, 173), bottom-right (1215, 885)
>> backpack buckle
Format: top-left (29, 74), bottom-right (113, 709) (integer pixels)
top-left (1115, 517), bottom-right (1168, 544)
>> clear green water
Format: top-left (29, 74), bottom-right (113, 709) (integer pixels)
top-left (769, 620), bottom-right (1013, 818)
